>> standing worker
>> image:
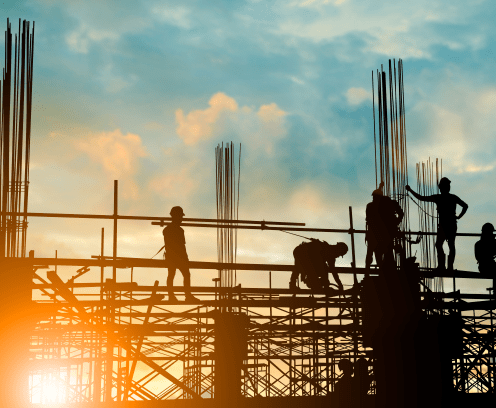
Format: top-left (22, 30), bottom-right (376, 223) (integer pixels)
top-left (365, 182), bottom-right (404, 272)
top-left (163, 206), bottom-right (198, 302)
top-left (475, 223), bottom-right (496, 292)
top-left (406, 177), bottom-right (468, 272)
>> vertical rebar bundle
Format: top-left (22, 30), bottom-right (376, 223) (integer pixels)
top-left (0, 18), bottom-right (35, 258)
top-left (372, 59), bottom-right (410, 260)
top-left (416, 158), bottom-right (443, 292)
top-left (215, 142), bottom-right (241, 290)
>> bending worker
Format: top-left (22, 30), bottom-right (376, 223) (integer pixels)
top-left (163, 206), bottom-right (198, 302)
top-left (290, 239), bottom-right (348, 292)
top-left (406, 177), bottom-right (468, 272)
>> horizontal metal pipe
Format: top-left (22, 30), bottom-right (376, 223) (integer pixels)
top-left (4, 211), bottom-right (304, 226)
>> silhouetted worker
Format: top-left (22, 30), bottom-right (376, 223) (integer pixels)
top-left (290, 239), bottom-right (348, 292)
top-left (365, 182), bottom-right (404, 272)
top-left (353, 358), bottom-right (371, 405)
top-left (335, 359), bottom-right (354, 408)
top-left (406, 177), bottom-right (468, 272)
top-left (163, 206), bottom-right (198, 302)
top-left (475, 223), bottom-right (496, 291)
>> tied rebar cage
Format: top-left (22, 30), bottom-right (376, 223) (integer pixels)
top-left (0, 18), bottom-right (34, 259)
top-left (215, 142), bottom-right (241, 300)
top-left (372, 59), bottom-right (411, 264)
top-left (416, 158), bottom-right (444, 292)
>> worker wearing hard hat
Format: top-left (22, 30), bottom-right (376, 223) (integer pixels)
top-left (406, 177), bottom-right (468, 272)
top-left (365, 181), bottom-right (403, 272)
top-left (475, 223), bottom-right (496, 292)
top-left (163, 206), bottom-right (198, 302)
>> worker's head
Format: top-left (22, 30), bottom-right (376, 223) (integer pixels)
top-left (481, 223), bottom-right (495, 237)
top-left (338, 359), bottom-right (353, 376)
top-left (170, 206), bottom-right (185, 222)
top-left (438, 177), bottom-right (451, 193)
top-left (371, 182), bottom-right (384, 202)
top-left (336, 242), bottom-right (348, 257)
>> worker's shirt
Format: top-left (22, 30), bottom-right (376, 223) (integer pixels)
top-left (163, 224), bottom-right (189, 262)
top-left (366, 197), bottom-right (402, 241)
top-left (429, 193), bottom-right (466, 227)
top-left (475, 238), bottom-right (496, 268)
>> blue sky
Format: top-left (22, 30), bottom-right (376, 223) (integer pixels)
top-left (3, 0), bottom-right (496, 292)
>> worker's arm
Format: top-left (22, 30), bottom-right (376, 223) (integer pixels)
top-left (394, 201), bottom-right (404, 224)
top-left (162, 229), bottom-right (171, 254)
top-left (456, 197), bottom-right (468, 220)
top-left (331, 270), bottom-right (343, 290)
top-left (474, 241), bottom-right (481, 264)
top-left (405, 185), bottom-right (434, 202)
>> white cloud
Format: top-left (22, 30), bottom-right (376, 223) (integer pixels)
top-left (74, 129), bottom-right (148, 199)
top-left (66, 24), bottom-right (119, 54)
top-left (409, 79), bottom-right (496, 175)
top-left (98, 64), bottom-right (137, 93)
top-left (152, 5), bottom-right (192, 29)
top-left (345, 87), bottom-right (371, 106)
top-left (175, 93), bottom-right (287, 153)
top-left (275, 1), bottom-right (481, 59)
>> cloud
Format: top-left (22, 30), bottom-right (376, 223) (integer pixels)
top-left (74, 129), bottom-right (148, 199)
top-left (345, 87), bottom-right (371, 106)
top-left (175, 93), bottom-right (239, 145)
top-left (151, 5), bottom-right (192, 29)
top-left (274, 0), bottom-right (484, 59)
top-left (175, 93), bottom-right (288, 151)
top-left (408, 77), bottom-right (496, 175)
top-left (98, 64), bottom-right (138, 93)
top-left (66, 24), bottom-right (119, 54)
top-left (148, 165), bottom-right (198, 201)
top-left (258, 102), bottom-right (287, 122)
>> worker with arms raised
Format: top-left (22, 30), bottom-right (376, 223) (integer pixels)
top-left (406, 177), bottom-right (468, 272)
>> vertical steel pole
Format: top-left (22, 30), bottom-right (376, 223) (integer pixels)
top-left (113, 180), bottom-right (117, 280)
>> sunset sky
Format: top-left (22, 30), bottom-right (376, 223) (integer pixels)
top-left (3, 0), bottom-right (496, 292)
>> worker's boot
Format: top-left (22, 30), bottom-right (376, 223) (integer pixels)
top-left (435, 250), bottom-right (446, 271)
top-left (168, 290), bottom-right (178, 303)
top-left (289, 279), bottom-right (298, 291)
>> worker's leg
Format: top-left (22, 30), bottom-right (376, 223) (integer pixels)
top-left (382, 240), bottom-right (395, 269)
top-left (446, 224), bottom-right (457, 272)
top-left (435, 228), bottom-right (446, 270)
top-left (374, 245), bottom-right (384, 270)
top-left (167, 267), bottom-right (177, 301)
top-left (178, 265), bottom-right (198, 301)
top-left (365, 245), bottom-right (374, 271)
top-left (179, 266), bottom-right (191, 291)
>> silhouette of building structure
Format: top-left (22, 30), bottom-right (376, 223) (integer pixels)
top-left (1, 21), bottom-right (496, 408)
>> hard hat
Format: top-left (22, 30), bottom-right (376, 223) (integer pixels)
top-left (438, 177), bottom-right (451, 187)
top-left (482, 223), bottom-right (495, 234)
top-left (372, 181), bottom-right (384, 196)
top-left (336, 242), bottom-right (348, 256)
top-left (170, 206), bottom-right (185, 217)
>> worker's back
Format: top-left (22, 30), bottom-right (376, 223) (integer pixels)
top-left (293, 240), bottom-right (328, 289)
top-left (475, 238), bottom-right (496, 272)
top-left (367, 196), bottom-right (401, 242)
top-left (163, 223), bottom-right (188, 262)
